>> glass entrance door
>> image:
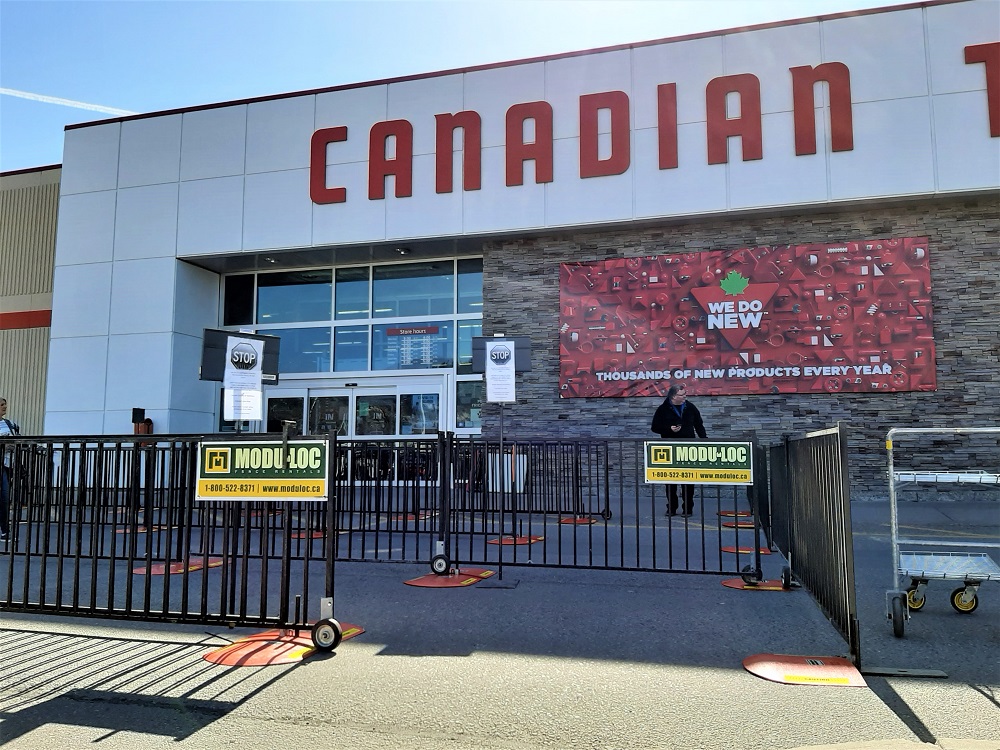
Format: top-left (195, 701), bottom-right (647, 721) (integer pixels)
top-left (264, 376), bottom-right (447, 439)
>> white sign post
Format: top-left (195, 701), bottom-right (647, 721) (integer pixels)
top-left (486, 339), bottom-right (518, 542)
top-left (223, 336), bottom-right (264, 422)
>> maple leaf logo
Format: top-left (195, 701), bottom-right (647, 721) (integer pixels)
top-left (720, 271), bottom-right (749, 296)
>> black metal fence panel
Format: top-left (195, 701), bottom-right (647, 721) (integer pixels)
top-left (767, 424), bottom-right (860, 666)
top-left (2, 433), bottom-right (770, 629)
top-left (1, 435), bottom-right (332, 629)
top-left (326, 436), bottom-right (765, 575)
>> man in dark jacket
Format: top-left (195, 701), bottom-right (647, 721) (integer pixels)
top-left (0, 397), bottom-right (20, 542)
top-left (651, 384), bottom-right (707, 516)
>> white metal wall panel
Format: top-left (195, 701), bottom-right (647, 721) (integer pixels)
top-left (54, 191), bottom-right (117, 265)
top-left (118, 115), bottom-right (182, 189)
top-left (179, 105), bottom-right (248, 181)
top-left (177, 176), bottom-right (245, 255)
top-left (59, 124), bottom-right (120, 195)
top-left (113, 183), bottom-right (179, 260)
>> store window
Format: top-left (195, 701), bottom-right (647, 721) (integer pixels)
top-left (372, 322), bottom-right (453, 370)
top-left (258, 270), bottom-right (332, 323)
top-left (373, 262), bottom-right (453, 317)
top-left (223, 274), bottom-right (254, 326)
top-left (333, 325), bottom-right (369, 371)
top-left (457, 258), bottom-right (483, 313)
top-left (272, 327), bottom-right (331, 372)
top-left (221, 257), bottom-right (484, 432)
top-left (456, 321), bottom-right (481, 374)
top-left (335, 267), bottom-right (370, 320)
top-left (456, 381), bottom-right (483, 430)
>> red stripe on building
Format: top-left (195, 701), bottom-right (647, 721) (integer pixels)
top-left (0, 310), bottom-right (52, 330)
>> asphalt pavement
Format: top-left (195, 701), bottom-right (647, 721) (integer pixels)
top-left (1, 500), bottom-right (998, 750)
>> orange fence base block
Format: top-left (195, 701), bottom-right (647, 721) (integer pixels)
top-left (115, 525), bottom-right (170, 534)
top-left (290, 530), bottom-right (326, 539)
top-left (390, 511), bottom-right (437, 522)
top-left (743, 653), bottom-right (866, 687)
top-left (720, 546), bottom-right (772, 555)
top-left (721, 577), bottom-right (790, 591)
top-left (202, 623), bottom-right (364, 667)
top-left (133, 557), bottom-right (224, 575)
top-left (240, 624), bottom-right (365, 644)
top-left (203, 638), bottom-right (311, 667)
top-left (404, 568), bottom-right (496, 588)
top-left (718, 510), bottom-right (753, 517)
top-left (722, 520), bottom-right (755, 529)
top-left (559, 516), bottom-right (596, 525)
top-left (246, 509), bottom-right (283, 518)
top-left (488, 535), bottom-right (544, 545)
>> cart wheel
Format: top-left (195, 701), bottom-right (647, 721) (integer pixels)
top-left (950, 587), bottom-right (979, 614)
top-left (891, 595), bottom-right (905, 638)
top-left (905, 588), bottom-right (926, 611)
top-left (311, 618), bottom-right (343, 652)
top-left (740, 565), bottom-right (761, 587)
top-left (780, 566), bottom-right (793, 590)
top-left (430, 554), bottom-right (451, 576)
top-left (601, 508), bottom-right (613, 521)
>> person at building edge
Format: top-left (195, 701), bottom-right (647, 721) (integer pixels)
top-left (0, 397), bottom-right (21, 542)
top-left (651, 384), bottom-right (707, 517)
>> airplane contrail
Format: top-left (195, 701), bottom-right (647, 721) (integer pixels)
top-left (0, 88), bottom-right (137, 116)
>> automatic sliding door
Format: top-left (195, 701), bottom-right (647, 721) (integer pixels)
top-left (265, 390), bottom-right (307, 433)
top-left (353, 392), bottom-right (397, 436)
top-left (309, 395), bottom-right (349, 436)
top-left (301, 375), bottom-right (445, 439)
top-left (399, 392), bottom-right (440, 435)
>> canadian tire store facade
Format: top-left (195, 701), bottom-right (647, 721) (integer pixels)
top-left (39, 0), bottom-right (998, 498)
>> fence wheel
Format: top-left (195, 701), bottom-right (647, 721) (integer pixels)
top-left (781, 567), bottom-right (793, 590)
top-left (740, 565), bottom-right (761, 586)
top-left (431, 554), bottom-right (451, 576)
top-left (311, 618), bottom-right (343, 652)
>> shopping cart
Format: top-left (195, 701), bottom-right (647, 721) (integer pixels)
top-left (884, 428), bottom-right (1000, 638)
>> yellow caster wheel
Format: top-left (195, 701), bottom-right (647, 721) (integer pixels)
top-left (950, 586), bottom-right (978, 614)
top-left (906, 588), bottom-right (926, 611)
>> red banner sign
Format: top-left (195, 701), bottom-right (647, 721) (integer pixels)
top-left (559, 238), bottom-right (936, 397)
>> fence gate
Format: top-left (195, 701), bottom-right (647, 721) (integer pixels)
top-left (768, 423), bottom-right (860, 666)
top-left (329, 436), bottom-right (768, 577)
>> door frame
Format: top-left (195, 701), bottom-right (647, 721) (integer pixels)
top-left (262, 374), bottom-right (452, 438)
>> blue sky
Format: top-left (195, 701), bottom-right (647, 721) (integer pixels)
top-left (1, 0), bottom-right (917, 173)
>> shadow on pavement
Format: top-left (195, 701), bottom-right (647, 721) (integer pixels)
top-left (0, 627), bottom-right (292, 744)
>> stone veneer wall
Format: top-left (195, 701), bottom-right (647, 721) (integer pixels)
top-left (479, 194), bottom-right (999, 501)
